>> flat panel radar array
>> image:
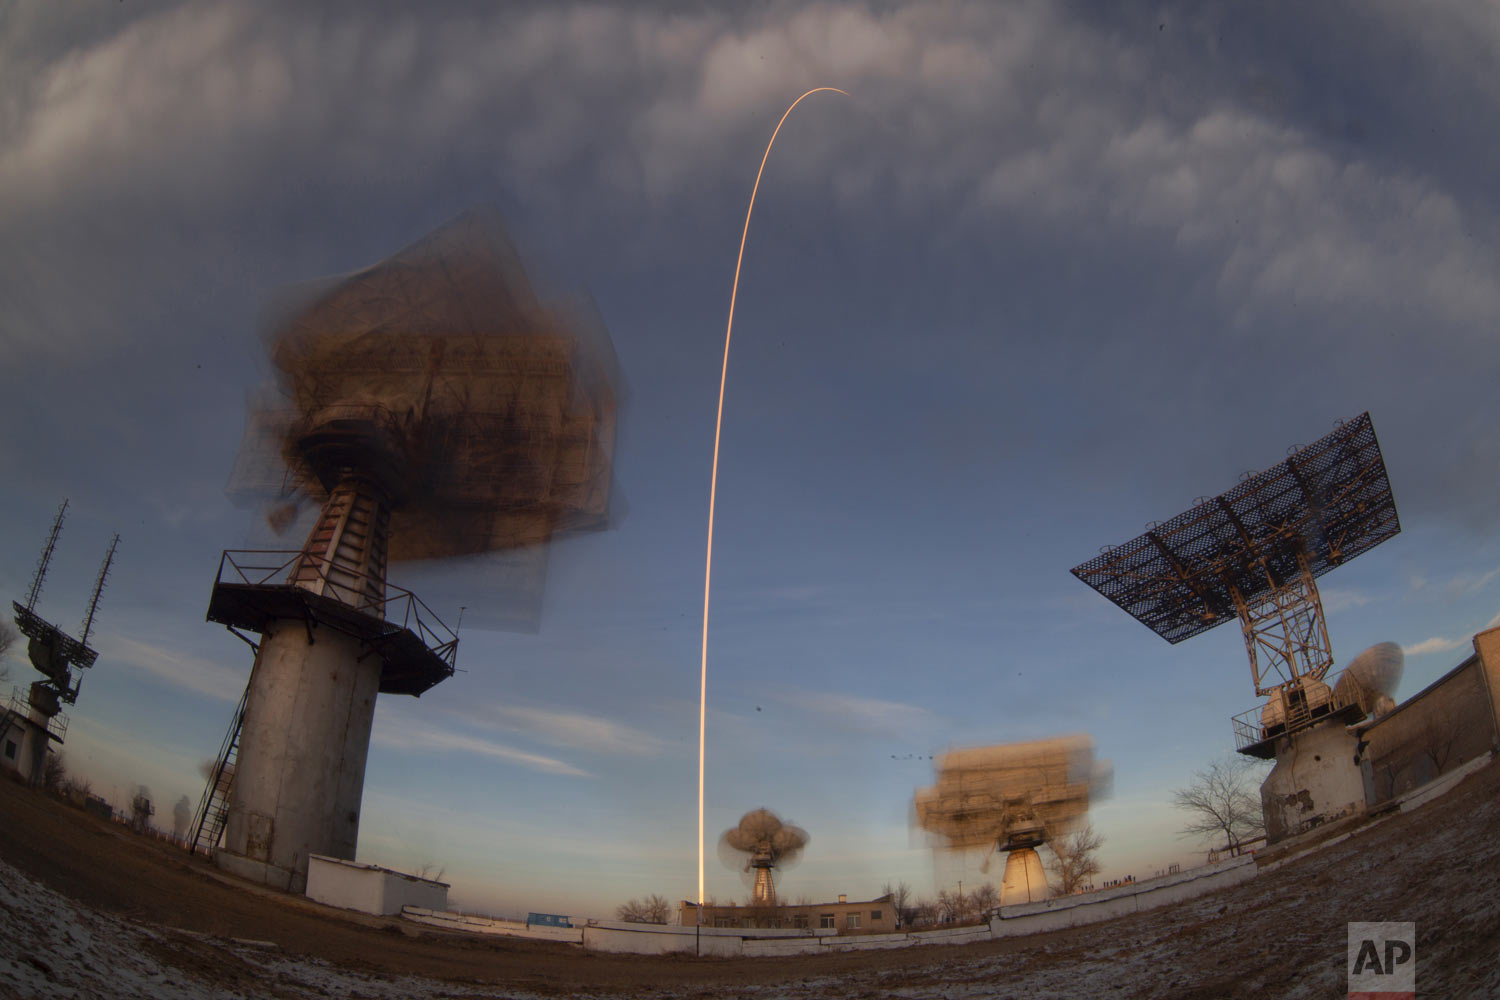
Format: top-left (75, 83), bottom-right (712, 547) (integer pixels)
top-left (1070, 413), bottom-right (1400, 754)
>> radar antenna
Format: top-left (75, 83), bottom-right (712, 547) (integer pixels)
top-left (199, 206), bottom-right (619, 891)
top-left (1070, 413), bottom-right (1402, 843)
top-left (1071, 412), bottom-right (1399, 753)
top-left (914, 736), bottom-right (1107, 906)
top-left (22, 499), bottom-right (67, 613)
top-left (718, 808), bottom-right (808, 904)
top-left (7, 502), bottom-right (120, 778)
top-left (79, 534), bottom-right (119, 648)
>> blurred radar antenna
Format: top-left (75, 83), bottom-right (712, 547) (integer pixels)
top-left (718, 808), bottom-right (809, 904)
top-left (914, 736), bottom-right (1109, 906)
top-left (8, 500), bottom-right (121, 778)
top-left (1070, 412), bottom-right (1401, 844)
top-left (192, 206), bottom-right (618, 890)
top-left (698, 86), bottom-right (848, 911)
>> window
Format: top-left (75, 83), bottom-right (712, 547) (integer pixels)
top-left (714, 915), bottom-right (738, 928)
top-left (846, 913), bottom-right (862, 929)
top-left (870, 910), bottom-right (882, 921)
top-left (793, 914), bottom-right (809, 929)
top-left (4, 740), bottom-right (15, 760)
top-left (819, 913), bottom-right (835, 929)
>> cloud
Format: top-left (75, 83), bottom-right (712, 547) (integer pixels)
top-left (450, 702), bottom-right (668, 758)
top-left (100, 635), bottom-right (245, 702)
top-left (781, 689), bottom-right (938, 736)
top-left (1445, 565), bottom-right (1500, 596)
top-left (1319, 588), bottom-right (1374, 614)
top-left (372, 703), bottom-right (591, 778)
top-left (1403, 636), bottom-right (1469, 657)
top-left (4, 2), bottom-right (1497, 359)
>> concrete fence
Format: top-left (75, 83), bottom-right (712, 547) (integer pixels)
top-left (989, 855), bottom-right (1257, 937)
top-left (401, 907), bottom-right (584, 943)
top-left (394, 756), bottom-right (1493, 958)
top-left (399, 870), bottom-right (1230, 957)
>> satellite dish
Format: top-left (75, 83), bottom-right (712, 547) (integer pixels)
top-left (718, 808), bottom-right (808, 904)
top-left (1331, 642), bottom-right (1403, 719)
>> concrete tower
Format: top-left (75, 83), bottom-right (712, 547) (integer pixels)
top-left (196, 207), bottom-right (617, 891)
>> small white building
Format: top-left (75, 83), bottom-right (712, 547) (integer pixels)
top-left (0, 689), bottom-right (63, 786)
top-left (305, 854), bottom-right (449, 916)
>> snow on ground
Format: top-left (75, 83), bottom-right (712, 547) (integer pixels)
top-left (0, 861), bottom-right (501, 1000)
top-left (3, 760), bottom-right (1500, 998)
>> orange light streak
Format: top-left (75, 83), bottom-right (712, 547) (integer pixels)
top-left (700, 87), bottom-right (848, 908)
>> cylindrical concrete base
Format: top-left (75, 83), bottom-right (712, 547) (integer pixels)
top-left (1000, 847), bottom-right (1049, 905)
top-left (1261, 720), bottom-right (1365, 843)
top-left (216, 619), bottom-right (380, 893)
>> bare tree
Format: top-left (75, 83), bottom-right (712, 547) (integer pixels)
top-left (937, 887), bottom-right (981, 923)
top-left (42, 752), bottom-right (67, 792)
top-left (881, 881), bottom-right (914, 926)
top-left (1046, 823), bottom-right (1104, 894)
top-left (968, 883), bottom-right (999, 914)
top-left (616, 894), bottom-right (672, 924)
top-left (908, 899), bottom-right (940, 927)
top-left (1418, 707), bottom-right (1463, 774)
top-left (1375, 760), bottom-right (1401, 801)
top-left (1172, 758), bottom-right (1265, 855)
top-left (64, 775), bottom-right (92, 806)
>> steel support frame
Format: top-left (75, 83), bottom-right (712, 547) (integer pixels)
top-left (1229, 549), bottom-right (1333, 697)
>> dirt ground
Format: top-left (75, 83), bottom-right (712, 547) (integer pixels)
top-left (2, 759), bottom-right (1499, 999)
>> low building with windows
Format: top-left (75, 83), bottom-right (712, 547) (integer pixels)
top-left (677, 893), bottom-right (895, 934)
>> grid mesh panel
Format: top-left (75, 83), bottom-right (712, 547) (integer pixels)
top-left (1070, 412), bottom-right (1400, 644)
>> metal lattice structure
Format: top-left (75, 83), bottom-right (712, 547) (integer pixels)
top-left (913, 736), bottom-right (1103, 853)
top-left (11, 501), bottom-right (119, 715)
top-left (207, 550), bottom-right (456, 695)
top-left (1071, 413), bottom-right (1399, 698)
top-left (231, 205), bottom-right (617, 567)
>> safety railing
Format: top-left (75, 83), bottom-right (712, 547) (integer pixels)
top-left (1230, 666), bottom-right (1367, 751)
top-left (214, 550), bottom-right (458, 666)
top-left (4, 685), bottom-right (69, 742)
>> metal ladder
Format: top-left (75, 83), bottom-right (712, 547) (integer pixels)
top-left (289, 483), bottom-right (388, 612)
top-left (189, 680), bottom-right (249, 856)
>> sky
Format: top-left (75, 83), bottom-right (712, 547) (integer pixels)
top-left (2, 1), bottom-right (1499, 920)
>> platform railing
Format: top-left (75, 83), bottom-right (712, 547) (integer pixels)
top-left (213, 550), bottom-right (459, 666)
top-left (1230, 666), bottom-right (1369, 751)
top-left (3, 685), bottom-right (69, 743)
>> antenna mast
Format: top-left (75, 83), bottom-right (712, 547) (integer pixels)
top-left (79, 534), bottom-right (120, 647)
top-left (24, 499), bottom-right (68, 612)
